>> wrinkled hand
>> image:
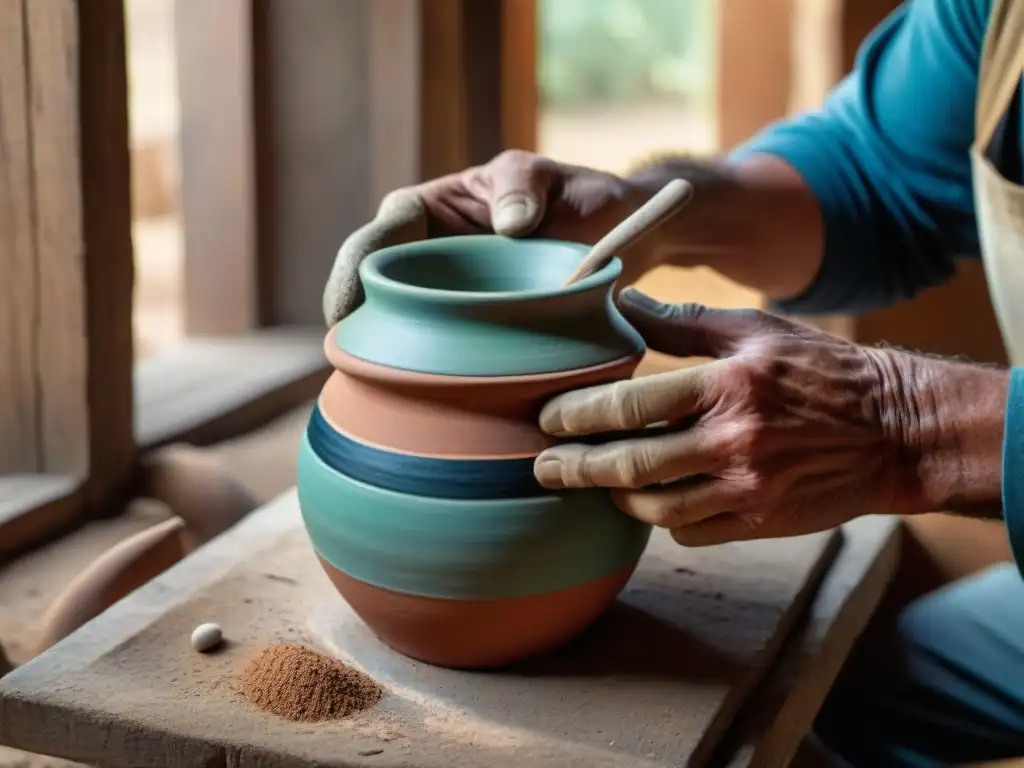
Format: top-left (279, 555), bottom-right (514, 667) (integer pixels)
top-left (324, 150), bottom-right (651, 325)
top-left (533, 290), bottom-right (927, 546)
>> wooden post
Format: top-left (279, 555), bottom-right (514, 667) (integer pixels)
top-left (252, 0), bottom-right (515, 325)
top-left (501, 0), bottom-right (538, 153)
top-left (715, 0), bottom-right (795, 152)
top-left (419, 0), bottom-right (507, 179)
top-left (175, 0), bottom-right (262, 334)
top-left (173, 0), bottom-right (530, 328)
top-left (0, 0), bottom-right (136, 549)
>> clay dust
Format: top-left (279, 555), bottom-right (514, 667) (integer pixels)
top-left (239, 643), bottom-right (383, 722)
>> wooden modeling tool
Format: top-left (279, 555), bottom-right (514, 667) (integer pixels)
top-left (562, 178), bottom-right (694, 287)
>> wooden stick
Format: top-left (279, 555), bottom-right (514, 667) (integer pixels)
top-left (562, 178), bottom-right (694, 287)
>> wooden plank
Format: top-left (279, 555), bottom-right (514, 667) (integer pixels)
top-left (0, 0), bottom-right (134, 523)
top-left (0, 475), bottom-right (81, 562)
top-left (25, 0), bottom-right (89, 479)
top-left (419, 0), bottom-right (468, 180)
top-left (0, 492), bottom-right (841, 768)
top-left (460, 1), bottom-right (504, 168)
top-left (0, 0), bottom-right (40, 473)
top-left (367, 0), bottom-right (532, 200)
top-left (134, 328), bottom-right (328, 449)
top-left (501, 0), bottom-right (538, 153)
top-left (197, 0), bottom-right (517, 326)
top-left (70, 0), bottom-right (136, 506)
top-left (368, 0), bottom-right (421, 208)
top-left (716, 517), bottom-right (902, 767)
top-left (259, 0), bottom-right (373, 326)
top-left (419, 0), bottom-right (505, 178)
top-left (174, 0), bottom-right (260, 334)
top-left (715, 0), bottom-right (794, 152)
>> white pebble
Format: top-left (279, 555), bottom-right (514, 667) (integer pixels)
top-left (190, 622), bottom-right (223, 652)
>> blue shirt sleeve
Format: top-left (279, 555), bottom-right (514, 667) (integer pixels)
top-left (1004, 369), bottom-right (1024, 578)
top-left (730, 0), bottom-right (990, 315)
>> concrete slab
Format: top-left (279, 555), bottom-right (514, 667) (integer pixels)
top-left (0, 490), bottom-right (851, 768)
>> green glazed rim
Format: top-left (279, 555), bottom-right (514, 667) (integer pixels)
top-left (296, 432), bottom-right (652, 600)
top-left (334, 235), bottom-right (646, 377)
top-left (360, 236), bottom-right (620, 302)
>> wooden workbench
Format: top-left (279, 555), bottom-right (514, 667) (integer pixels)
top-left (0, 490), bottom-right (900, 768)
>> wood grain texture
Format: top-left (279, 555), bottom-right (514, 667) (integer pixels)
top-left (715, 0), bottom-right (794, 152)
top-left (25, 0), bottom-right (89, 478)
top-left (63, 0), bottom-right (136, 506)
top-left (717, 517), bottom-right (902, 767)
top-left (174, 0), bottom-right (259, 334)
top-left (0, 0), bottom-right (41, 472)
top-left (419, 0), bottom-right (505, 178)
top-left (0, 0), bottom-right (134, 550)
top-left (368, 0), bottom-right (421, 208)
top-left (500, 0), bottom-right (537, 152)
top-left (134, 328), bottom-right (328, 449)
top-left (0, 474), bottom-right (80, 561)
top-left (0, 491), bottom-right (842, 768)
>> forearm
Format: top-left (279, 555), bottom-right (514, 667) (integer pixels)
top-left (624, 154), bottom-right (825, 303)
top-left (874, 349), bottom-right (1008, 519)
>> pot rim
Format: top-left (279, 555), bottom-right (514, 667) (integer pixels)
top-left (323, 337), bottom-right (642, 390)
top-left (359, 234), bottom-right (621, 304)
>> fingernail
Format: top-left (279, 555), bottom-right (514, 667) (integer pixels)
top-left (533, 453), bottom-right (565, 489)
top-left (538, 402), bottom-right (568, 437)
top-left (617, 288), bottom-right (665, 314)
top-left (493, 197), bottom-right (538, 235)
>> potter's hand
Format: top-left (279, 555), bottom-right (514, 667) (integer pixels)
top-left (324, 150), bottom-right (651, 325)
top-left (534, 289), bottom-right (1008, 545)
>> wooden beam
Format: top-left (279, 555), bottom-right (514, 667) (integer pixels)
top-left (0, 0), bottom-right (39, 474)
top-left (715, 0), bottom-right (794, 152)
top-left (501, 0), bottom-right (538, 153)
top-left (134, 328), bottom-right (328, 450)
top-left (419, 0), bottom-right (509, 178)
top-left (370, 0), bottom-right (534, 189)
top-left (173, 0), bottom-right (529, 328)
top-left (66, 0), bottom-right (137, 507)
top-left (369, 0), bottom-right (422, 208)
top-left (257, 0), bottom-right (374, 326)
top-left (174, 0), bottom-right (261, 334)
top-left (0, 0), bottom-right (135, 553)
top-left (247, 0), bottom-right (520, 325)
top-left (0, 477), bottom-right (80, 562)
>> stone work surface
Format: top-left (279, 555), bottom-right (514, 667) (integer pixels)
top-left (0, 492), bottom-right (841, 768)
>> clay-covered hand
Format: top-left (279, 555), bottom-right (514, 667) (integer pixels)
top-left (533, 289), bottom-right (1007, 545)
top-left (323, 150), bottom-right (651, 326)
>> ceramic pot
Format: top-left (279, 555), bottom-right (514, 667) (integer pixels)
top-left (298, 235), bottom-right (652, 669)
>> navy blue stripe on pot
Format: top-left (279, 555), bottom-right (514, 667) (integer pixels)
top-left (297, 432), bottom-right (653, 600)
top-left (306, 403), bottom-right (545, 499)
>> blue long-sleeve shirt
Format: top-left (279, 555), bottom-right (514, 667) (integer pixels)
top-left (730, 0), bottom-right (1024, 569)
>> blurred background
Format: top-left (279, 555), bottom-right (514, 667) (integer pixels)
top-left (127, 0), bottom-right (721, 359)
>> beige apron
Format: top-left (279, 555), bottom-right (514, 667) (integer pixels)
top-left (973, 0), bottom-right (1024, 365)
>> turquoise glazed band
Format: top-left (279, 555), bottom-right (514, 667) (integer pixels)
top-left (297, 433), bottom-right (652, 600)
top-left (334, 236), bottom-right (645, 377)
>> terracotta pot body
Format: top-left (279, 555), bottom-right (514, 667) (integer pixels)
top-left (298, 235), bottom-right (652, 669)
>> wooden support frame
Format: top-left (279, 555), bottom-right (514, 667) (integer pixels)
top-left (3, 0), bottom-right (538, 558)
top-left (0, 0), bottom-right (136, 557)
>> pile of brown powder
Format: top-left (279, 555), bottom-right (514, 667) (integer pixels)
top-left (239, 643), bottom-right (383, 722)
